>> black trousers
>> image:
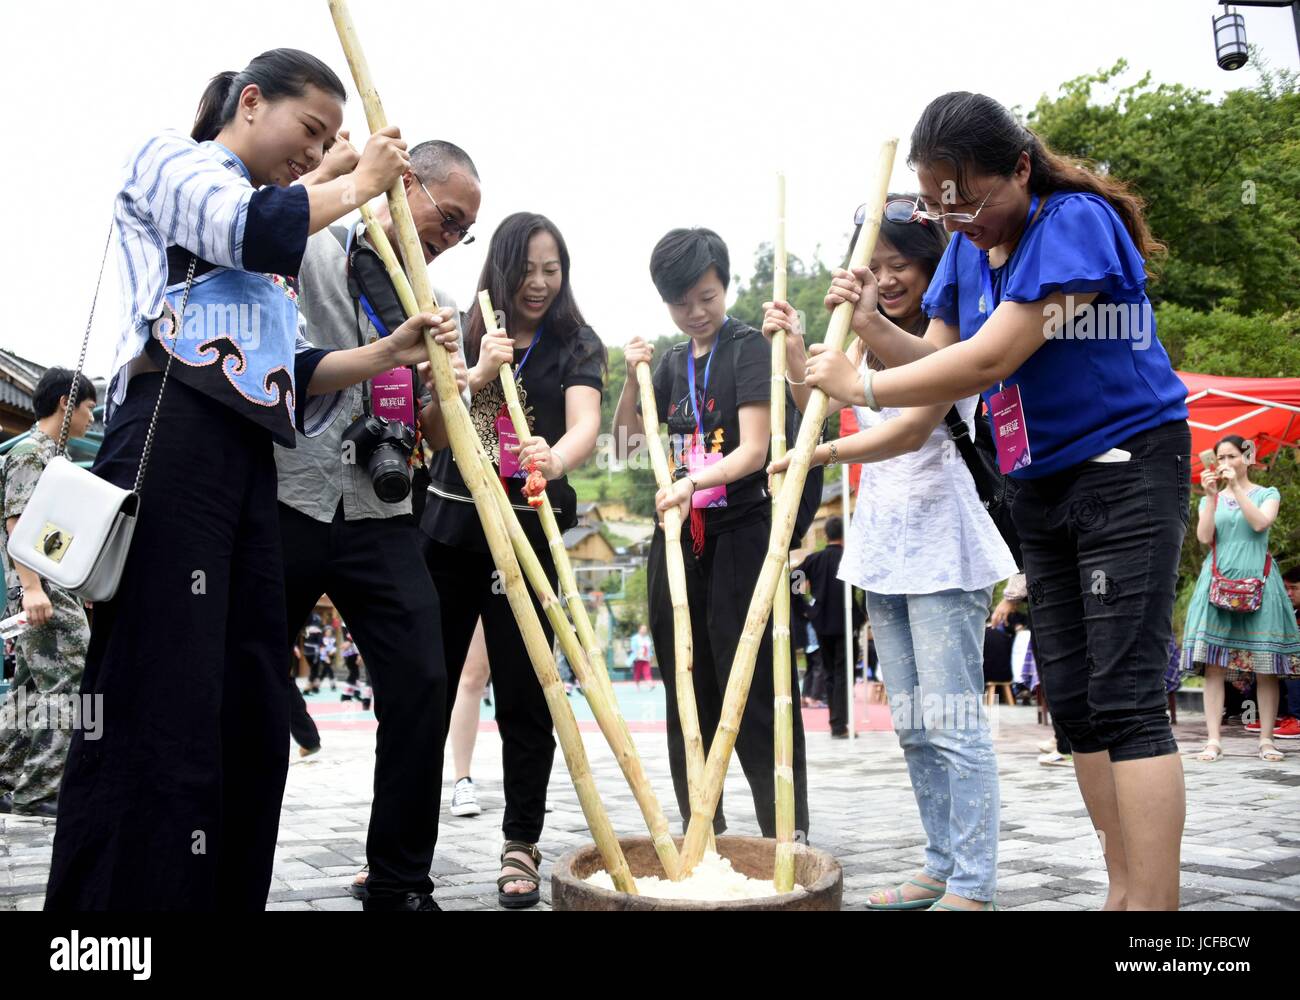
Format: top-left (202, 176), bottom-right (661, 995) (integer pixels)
top-left (801, 647), bottom-right (825, 702)
top-left (46, 374), bottom-right (289, 911)
top-left (423, 538), bottom-right (557, 843)
top-left (280, 503), bottom-right (447, 900)
top-left (817, 631), bottom-right (850, 736)
top-left (647, 519), bottom-right (810, 838)
top-left (1016, 421), bottom-right (1190, 762)
top-left (312, 657), bottom-right (334, 684)
top-left (288, 668), bottom-right (320, 750)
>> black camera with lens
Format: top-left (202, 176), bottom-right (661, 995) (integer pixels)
top-left (342, 414), bottom-right (417, 503)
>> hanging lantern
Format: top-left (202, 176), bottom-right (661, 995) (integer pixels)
top-left (1213, 8), bottom-right (1250, 70)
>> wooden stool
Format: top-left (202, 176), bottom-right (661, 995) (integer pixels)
top-left (984, 682), bottom-right (1014, 706)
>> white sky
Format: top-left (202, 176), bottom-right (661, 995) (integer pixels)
top-left (2, 0), bottom-right (1296, 377)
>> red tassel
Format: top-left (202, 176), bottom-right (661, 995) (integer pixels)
top-left (690, 505), bottom-right (705, 556)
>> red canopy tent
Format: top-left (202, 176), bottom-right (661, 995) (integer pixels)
top-left (1179, 371), bottom-right (1300, 476)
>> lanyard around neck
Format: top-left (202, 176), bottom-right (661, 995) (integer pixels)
top-left (513, 324), bottom-right (544, 381)
top-left (978, 194), bottom-right (1041, 316)
top-left (686, 329), bottom-right (720, 441)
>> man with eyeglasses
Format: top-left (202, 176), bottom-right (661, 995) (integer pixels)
top-left (276, 138), bottom-right (482, 911)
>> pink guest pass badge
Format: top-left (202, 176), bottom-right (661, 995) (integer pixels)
top-left (687, 443), bottom-right (727, 509)
top-left (497, 412), bottom-right (524, 479)
top-left (989, 384), bottom-right (1032, 474)
top-left (370, 367), bottom-right (416, 428)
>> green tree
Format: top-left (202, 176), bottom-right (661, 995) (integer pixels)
top-left (1026, 58), bottom-right (1300, 315)
top-left (730, 245), bottom-right (839, 346)
top-left (618, 566), bottom-right (649, 636)
top-left (730, 244), bottom-right (852, 437)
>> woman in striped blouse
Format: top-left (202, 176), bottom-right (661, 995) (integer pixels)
top-left (44, 48), bottom-right (460, 912)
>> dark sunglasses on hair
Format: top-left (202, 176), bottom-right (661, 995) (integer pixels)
top-left (854, 198), bottom-right (928, 226)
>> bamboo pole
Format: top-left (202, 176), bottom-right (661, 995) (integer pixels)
top-left (680, 139), bottom-right (899, 873)
top-left (358, 204), bottom-right (418, 310)
top-left (475, 450), bottom-right (681, 877)
top-left (327, 0), bottom-right (635, 894)
top-left (634, 363), bottom-right (712, 850)
top-left (478, 290), bottom-right (616, 710)
top-left (477, 291), bottom-right (681, 877)
top-left (770, 172), bottom-right (796, 893)
top-left (842, 464), bottom-right (856, 742)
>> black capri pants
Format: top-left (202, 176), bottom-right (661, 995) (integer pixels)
top-left (1014, 420), bottom-right (1191, 762)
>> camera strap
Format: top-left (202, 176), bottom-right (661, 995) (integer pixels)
top-left (332, 223), bottom-right (427, 439)
top-left (327, 224), bottom-right (375, 421)
top-left (333, 222), bottom-right (411, 420)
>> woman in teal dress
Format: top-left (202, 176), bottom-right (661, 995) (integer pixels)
top-left (1182, 435), bottom-right (1300, 763)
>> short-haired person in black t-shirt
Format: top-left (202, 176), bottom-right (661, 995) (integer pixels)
top-left (419, 212), bottom-right (605, 908)
top-left (611, 227), bottom-right (810, 840)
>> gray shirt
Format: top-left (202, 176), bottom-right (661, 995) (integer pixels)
top-left (275, 224), bottom-right (463, 523)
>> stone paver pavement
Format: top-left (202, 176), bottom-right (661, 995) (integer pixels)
top-left (3, 699), bottom-right (1298, 911)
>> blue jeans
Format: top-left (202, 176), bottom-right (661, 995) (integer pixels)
top-left (866, 587), bottom-right (999, 902)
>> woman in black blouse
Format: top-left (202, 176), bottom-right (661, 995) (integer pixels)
top-left (420, 212), bottom-right (604, 908)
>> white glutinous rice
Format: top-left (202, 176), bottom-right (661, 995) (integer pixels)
top-left (584, 851), bottom-right (799, 900)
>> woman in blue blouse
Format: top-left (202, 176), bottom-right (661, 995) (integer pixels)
top-left (805, 92), bottom-right (1190, 910)
top-left (45, 49), bottom-right (460, 912)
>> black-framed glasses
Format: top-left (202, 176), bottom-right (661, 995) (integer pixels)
top-left (854, 197), bottom-right (929, 226)
top-left (416, 176), bottom-right (475, 245)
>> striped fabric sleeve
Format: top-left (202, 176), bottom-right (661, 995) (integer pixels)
top-left (294, 329), bottom-right (345, 438)
top-left (124, 132), bottom-right (252, 269)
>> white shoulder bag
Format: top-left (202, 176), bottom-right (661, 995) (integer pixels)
top-left (7, 225), bottom-right (196, 603)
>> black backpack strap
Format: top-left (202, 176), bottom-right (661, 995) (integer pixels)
top-left (943, 404), bottom-right (979, 468)
top-left (348, 236), bottom-right (411, 340)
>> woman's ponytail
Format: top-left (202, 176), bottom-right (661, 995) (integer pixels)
top-left (191, 70), bottom-right (238, 142)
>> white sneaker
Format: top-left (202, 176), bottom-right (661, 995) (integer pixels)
top-left (1036, 739), bottom-right (1056, 754)
top-left (450, 777), bottom-right (482, 817)
top-left (1038, 751), bottom-right (1074, 767)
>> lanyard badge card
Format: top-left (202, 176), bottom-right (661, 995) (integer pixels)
top-left (979, 196), bottom-right (1039, 475)
top-left (686, 347), bottom-right (727, 509)
top-left (988, 383), bottom-right (1032, 474)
